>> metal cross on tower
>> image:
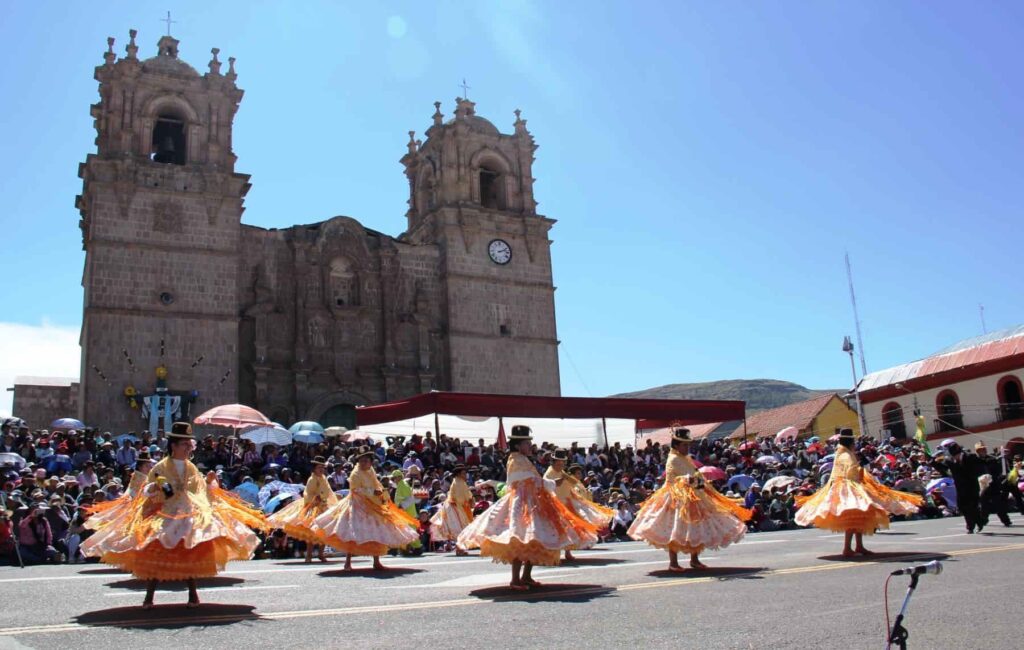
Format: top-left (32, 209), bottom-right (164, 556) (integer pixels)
top-left (161, 11), bottom-right (177, 36)
top-left (460, 78), bottom-right (471, 100)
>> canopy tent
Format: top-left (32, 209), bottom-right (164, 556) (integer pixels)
top-left (352, 392), bottom-right (745, 448)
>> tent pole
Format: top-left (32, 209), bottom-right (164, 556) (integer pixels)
top-left (743, 417), bottom-right (748, 441)
top-left (434, 411), bottom-right (440, 438)
top-left (602, 417), bottom-right (609, 450)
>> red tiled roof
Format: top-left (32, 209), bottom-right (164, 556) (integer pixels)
top-left (729, 393), bottom-right (839, 440)
top-left (859, 325), bottom-right (1024, 395)
top-left (638, 422), bottom-right (723, 445)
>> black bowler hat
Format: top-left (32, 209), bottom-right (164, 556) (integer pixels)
top-left (509, 425), bottom-right (532, 443)
top-left (551, 449), bottom-right (569, 462)
top-left (168, 422), bottom-right (194, 439)
top-left (671, 428), bottom-right (692, 445)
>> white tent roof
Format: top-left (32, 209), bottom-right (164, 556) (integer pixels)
top-left (351, 415), bottom-right (639, 448)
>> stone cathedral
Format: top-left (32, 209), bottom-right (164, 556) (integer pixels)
top-left (75, 30), bottom-right (560, 432)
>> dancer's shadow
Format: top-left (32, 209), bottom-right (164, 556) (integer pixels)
top-left (469, 583), bottom-right (614, 603)
top-left (817, 551), bottom-right (950, 563)
top-left (980, 531), bottom-right (1024, 537)
top-left (319, 567), bottom-right (424, 579)
top-left (874, 531), bottom-right (917, 536)
top-left (647, 566), bottom-right (765, 581)
top-left (77, 568), bottom-right (128, 575)
top-left (558, 557), bottom-right (628, 567)
top-left (273, 560), bottom-right (336, 566)
top-left (105, 576), bottom-right (245, 591)
top-left (75, 603), bottom-right (258, 629)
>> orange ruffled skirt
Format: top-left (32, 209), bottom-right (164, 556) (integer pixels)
top-left (208, 486), bottom-right (271, 533)
top-left (628, 480), bottom-right (752, 554)
top-left (267, 498), bottom-right (332, 544)
top-left (85, 497), bottom-right (260, 580)
top-left (794, 473), bottom-right (922, 534)
top-left (315, 493), bottom-right (419, 556)
top-left (563, 495), bottom-right (614, 550)
top-left (457, 478), bottom-right (599, 566)
top-left (429, 501), bottom-right (474, 541)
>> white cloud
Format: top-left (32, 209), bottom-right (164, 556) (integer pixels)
top-left (0, 321), bottom-right (81, 418)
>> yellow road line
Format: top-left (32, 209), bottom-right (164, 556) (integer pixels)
top-left (2, 542), bottom-right (1022, 637)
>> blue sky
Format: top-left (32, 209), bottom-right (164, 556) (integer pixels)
top-left (1, 1), bottom-right (1022, 414)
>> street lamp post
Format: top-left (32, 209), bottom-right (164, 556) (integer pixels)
top-left (843, 336), bottom-right (869, 438)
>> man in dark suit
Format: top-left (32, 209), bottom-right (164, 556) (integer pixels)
top-left (935, 439), bottom-right (988, 533)
top-left (976, 442), bottom-right (1012, 527)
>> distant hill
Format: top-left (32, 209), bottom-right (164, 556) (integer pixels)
top-left (612, 379), bottom-right (843, 414)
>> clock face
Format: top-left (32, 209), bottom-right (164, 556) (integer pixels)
top-left (488, 239), bottom-right (512, 265)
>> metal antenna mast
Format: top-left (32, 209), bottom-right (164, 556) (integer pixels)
top-left (979, 303), bottom-right (987, 334)
top-left (845, 252), bottom-right (868, 377)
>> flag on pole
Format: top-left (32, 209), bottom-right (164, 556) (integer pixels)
top-left (914, 414), bottom-right (931, 455)
top-left (496, 417), bottom-right (508, 452)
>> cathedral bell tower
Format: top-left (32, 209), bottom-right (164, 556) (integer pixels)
top-left (401, 98), bottom-right (560, 396)
top-left (77, 30), bottom-right (250, 431)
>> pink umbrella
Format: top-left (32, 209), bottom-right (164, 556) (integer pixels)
top-left (193, 404), bottom-right (271, 429)
top-left (698, 466), bottom-right (727, 482)
top-left (774, 426), bottom-right (799, 443)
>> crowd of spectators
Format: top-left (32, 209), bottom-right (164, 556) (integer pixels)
top-left (2, 416), bottom-right (1022, 566)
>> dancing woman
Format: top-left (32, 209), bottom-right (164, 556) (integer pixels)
top-left (429, 465), bottom-right (475, 555)
top-left (315, 446), bottom-right (419, 571)
top-left (83, 422), bottom-right (259, 607)
top-left (629, 428), bottom-right (751, 572)
top-left (267, 456), bottom-right (336, 563)
top-left (795, 428), bottom-right (921, 556)
top-left (544, 450), bottom-right (614, 561)
top-left (458, 426), bottom-right (599, 590)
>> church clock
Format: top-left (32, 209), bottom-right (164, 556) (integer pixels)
top-left (488, 239), bottom-right (512, 265)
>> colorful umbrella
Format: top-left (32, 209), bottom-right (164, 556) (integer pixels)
top-left (698, 466), bottom-right (727, 482)
top-left (762, 475), bottom-right (798, 492)
top-left (806, 436), bottom-right (820, 444)
top-left (806, 443), bottom-right (825, 454)
top-left (738, 442), bottom-right (759, 452)
top-left (51, 418), bottom-right (85, 430)
top-left (726, 473), bottom-right (756, 491)
top-left (289, 421), bottom-right (325, 435)
top-left (193, 404), bottom-right (271, 429)
top-left (926, 477), bottom-right (957, 509)
top-left (0, 453), bottom-right (27, 469)
top-left (292, 431), bottom-right (324, 444)
top-left (232, 481), bottom-right (261, 505)
top-left (755, 455), bottom-right (779, 465)
top-left (263, 491), bottom-right (299, 514)
top-left (774, 426), bottom-right (799, 443)
top-left (241, 424), bottom-right (292, 449)
top-left (44, 454), bottom-right (73, 474)
top-left (323, 427), bottom-right (350, 439)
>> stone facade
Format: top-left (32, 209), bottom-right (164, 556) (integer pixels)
top-left (72, 30), bottom-right (560, 432)
top-left (11, 378), bottom-right (80, 430)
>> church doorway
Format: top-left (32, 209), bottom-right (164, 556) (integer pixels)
top-left (319, 403), bottom-right (356, 430)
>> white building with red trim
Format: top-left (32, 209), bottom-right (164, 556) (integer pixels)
top-left (857, 325), bottom-right (1024, 457)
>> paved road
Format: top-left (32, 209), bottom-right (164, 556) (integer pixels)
top-left (0, 514), bottom-right (1021, 649)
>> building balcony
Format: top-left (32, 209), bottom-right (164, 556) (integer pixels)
top-left (926, 404), bottom-right (1024, 441)
top-left (933, 413), bottom-right (964, 433)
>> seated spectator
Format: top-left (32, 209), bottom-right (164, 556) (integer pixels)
top-left (18, 503), bottom-right (62, 565)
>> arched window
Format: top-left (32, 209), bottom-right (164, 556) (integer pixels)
top-left (882, 402), bottom-right (907, 440)
top-left (151, 110), bottom-right (187, 165)
top-left (998, 375), bottom-right (1024, 421)
top-left (935, 389), bottom-right (963, 432)
top-left (478, 162), bottom-right (506, 210)
top-left (328, 257), bottom-right (358, 307)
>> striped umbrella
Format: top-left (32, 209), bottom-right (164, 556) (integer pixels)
top-left (240, 424), bottom-right (292, 450)
top-left (193, 404), bottom-right (271, 429)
